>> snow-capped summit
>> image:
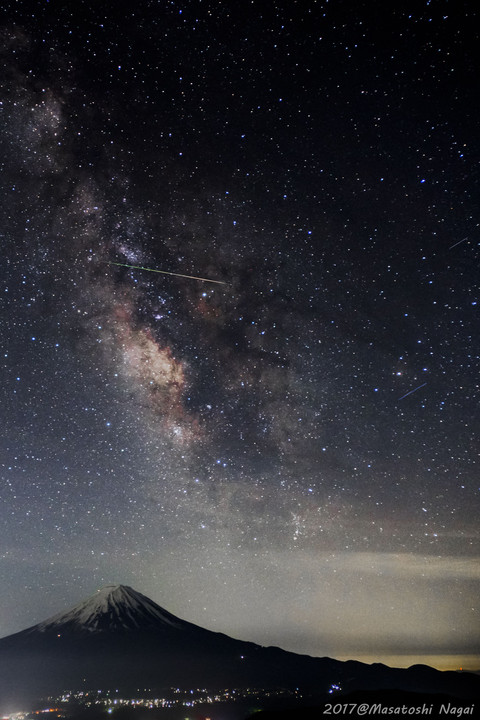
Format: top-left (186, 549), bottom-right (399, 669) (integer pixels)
top-left (33, 583), bottom-right (186, 634)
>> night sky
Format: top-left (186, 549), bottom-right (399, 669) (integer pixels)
top-left (1, 0), bottom-right (479, 671)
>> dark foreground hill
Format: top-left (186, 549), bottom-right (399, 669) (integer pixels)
top-left (0, 584), bottom-right (478, 712)
top-left (245, 689), bottom-right (480, 720)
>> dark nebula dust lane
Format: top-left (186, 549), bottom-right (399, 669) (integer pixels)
top-left (0, 1), bottom-right (479, 670)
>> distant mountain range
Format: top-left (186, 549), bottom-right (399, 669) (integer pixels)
top-left (0, 584), bottom-right (478, 711)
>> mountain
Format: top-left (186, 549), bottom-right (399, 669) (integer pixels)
top-left (31, 584), bottom-right (189, 634)
top-left (0, 584), bottom-right (478, 712)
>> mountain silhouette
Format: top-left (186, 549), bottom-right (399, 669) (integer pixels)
top-left (0, 584), bottom-right (478, 711)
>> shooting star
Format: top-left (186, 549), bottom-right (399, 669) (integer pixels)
top-left (106, 261), bottom-right (227, 285)
top-left (449, 237), bottom-right (468, 250)
top-left (398, 382), bottom-right (427, 401)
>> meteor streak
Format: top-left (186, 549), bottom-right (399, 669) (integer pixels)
top-left (107, 261), bottom-right (227, 285)
top-left (449, 237), bottom-right (468, 250)
top-left (398, 382), bottom-right (427, 401)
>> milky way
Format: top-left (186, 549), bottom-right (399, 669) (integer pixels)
top-left (1, 1), bottom-right (479, 670)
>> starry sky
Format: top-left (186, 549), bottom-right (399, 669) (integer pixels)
top-left (1, 0), bottom-right (479, 672)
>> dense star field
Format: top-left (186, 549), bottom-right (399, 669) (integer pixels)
top-left (1, 1), bottom-right (479, 670)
